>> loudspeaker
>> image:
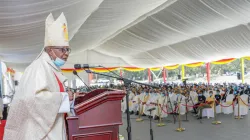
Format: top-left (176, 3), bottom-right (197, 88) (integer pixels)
top-left (237, 73), bottom-right (241, 80)
top-left (178, 75), bottom-right (181, 80)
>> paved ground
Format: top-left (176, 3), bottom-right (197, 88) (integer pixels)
top-left (119, 113), bottom-right (250, 140)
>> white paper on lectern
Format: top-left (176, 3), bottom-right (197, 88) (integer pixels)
top-left (58, 92), bottom-right (70, 113)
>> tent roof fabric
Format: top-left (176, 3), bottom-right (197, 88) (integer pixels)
top-left (1, 0), bottom-right (250, 70)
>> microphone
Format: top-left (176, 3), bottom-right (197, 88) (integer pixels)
top-left (74, 64), bottom-right (81, 69)
top-left (147, 108), bottom-right (156, 112)
top-left (85, 69), bottom-right (92, 74)
top-left (74, 64), bottom-right (100, 69)
top-left (72, 70), bottom-right (91, 92)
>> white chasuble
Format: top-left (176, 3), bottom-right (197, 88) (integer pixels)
top-left (4, 52), bottom-right (70, 140)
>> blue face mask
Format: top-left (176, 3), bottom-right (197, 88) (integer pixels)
top-left (145, 92), bottom-right (149, 95)
top-left (52, 50), bottom-right (66, 67)
top-left (234, 91), bottom-right (237, 95)
top-left (161, 93), bottom-right (165, 97)
top-left (53, 57), bottom-right (66, 67)
top-left (198, 94), bottom-right (202, 97)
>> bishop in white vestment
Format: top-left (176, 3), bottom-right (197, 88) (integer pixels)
top-left (4, 13), bottom-right (74, 140)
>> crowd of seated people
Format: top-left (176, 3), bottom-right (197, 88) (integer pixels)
top-left (63, 82), bottom-right (250, 121)
top-left (120, 83), bottom-right (250, 120)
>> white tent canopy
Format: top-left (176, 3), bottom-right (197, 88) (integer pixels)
top-left (1, 0), bottom-right (250, 71)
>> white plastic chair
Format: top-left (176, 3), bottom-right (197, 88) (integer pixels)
top-left (222, 94), bottom-right (234, 114)
top-left (202, 108), bottom-right (214, 118)
top-left (216, 105), bottom-right (222, 114)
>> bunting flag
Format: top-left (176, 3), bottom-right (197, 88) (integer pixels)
top-left (123, 67), bottom-right (146, 72)
top-left (61, 68), bottom-right (84, 73)
top-left (90, 67), bottom-right (119, 73)
top-left (60, 57), bottom-right (245, 73)
top-left (164, 64), bottom-right (179, 70)
top-left (244, 56), bottom-right (250, 61)
top-left (185, 62), bottom-right (204, 68)
top-left (211, 58), bottom-right (236, 65)
top-left (149, 67), bottom-right (162, 71)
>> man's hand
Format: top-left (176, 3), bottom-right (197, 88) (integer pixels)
top-left (75, 92), bottom-right (86, 98)
top-left (67, 91), bottom-right (74, 101)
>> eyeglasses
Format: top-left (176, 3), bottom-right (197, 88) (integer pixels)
top-left (52, 47), bottom-right (71, 54)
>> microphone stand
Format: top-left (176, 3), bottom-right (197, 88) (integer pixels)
top-left (148, 108), bottom-right (155, 140)
top-left (182, 95), bottom-right (189, 122)
top-left (182, 89), bottom-right (190, 122)
top-left (84, 69), bottom-right (159, 140)
top-left (167, 91), bottom-right (176, 124)
top-left (73, 70), bottom-right (92, 92)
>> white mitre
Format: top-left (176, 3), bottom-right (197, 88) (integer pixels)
top-left (36, 12), bottom-right (69, 59)
top-left (44, 12), bottom-right (69, 47)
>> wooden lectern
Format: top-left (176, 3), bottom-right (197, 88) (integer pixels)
top-left (67, 89), bottom-right (125, 140)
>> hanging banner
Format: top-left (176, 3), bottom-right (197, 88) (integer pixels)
top-left (185, 62), bottom-right (204, 68)
top-left (163, 68), bottom-right (166, 83)
top-left (164, 64), bottom-right (179, 70)
top-left (211, 58), bottom-right (236, 65)
top-left (148, 68), bottom-right (151, 83)
top-left (181, 65), bottom-right (185, 80)
top-left (206, 63), bottom-right (210, 84)
top-left (123, 67), bottom-right (145, 72)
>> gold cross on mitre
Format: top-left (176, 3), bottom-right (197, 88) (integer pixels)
top-left (62, 23), bottom-right (69, 41)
